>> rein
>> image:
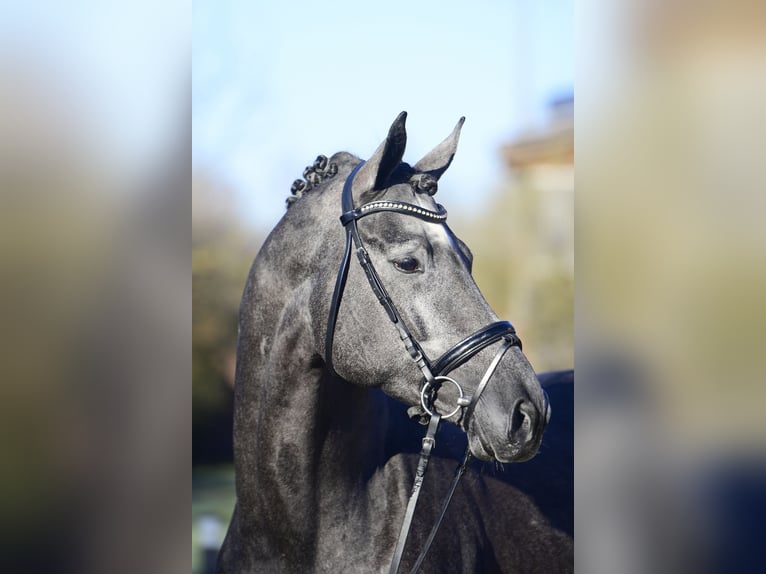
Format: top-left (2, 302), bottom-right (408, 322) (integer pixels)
top-left (324, 161), bottom-right (521, 573)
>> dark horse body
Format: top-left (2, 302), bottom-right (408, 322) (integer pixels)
top-left (217, 113), bottom-right (573, 573)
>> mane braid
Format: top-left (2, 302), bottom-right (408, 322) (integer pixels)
top-left (286, 154), bottom-right (339, 208)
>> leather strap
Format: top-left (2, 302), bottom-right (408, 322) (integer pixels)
top-left (460, 338), bottom-right (515, 429)
top-left (389, 413), bottom-right (442, 574)
top-left (341, 200), bottom-right (448, 226)
top-left (324, 162), bottom-right (366, 371)
top-left (432, 321), bottom-right (520, 377)
top-left (324, 230), bottom-right (354, 371)
top-left (408, 448), bottom-right (473, 574)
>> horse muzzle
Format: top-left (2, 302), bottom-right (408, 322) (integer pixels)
top-left (424, 331), bottom-right (550, 463)
top-left (466, 395), bottom-right (548, 462)
top-left (464, 368), bottom-right (550, 463)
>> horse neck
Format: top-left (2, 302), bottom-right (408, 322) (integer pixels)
top-left (232, 240), bottom-right (388, 549)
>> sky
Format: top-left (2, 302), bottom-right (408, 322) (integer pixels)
top-left (0, 0), bottom-right (571, 231)
top-left (1, 1), bottom-right (189, 181)
top-left (193, 0), bottom-right (573, 231)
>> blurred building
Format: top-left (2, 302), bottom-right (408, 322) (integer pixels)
top-left (468, 96), bottom-right (573, 372)
top-left (502, 94), bottom-right (573, 272)
top-left (502, 95), bottom-right (573, 372)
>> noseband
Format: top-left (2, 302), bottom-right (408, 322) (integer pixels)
top-left (325, 161), bottom-right (523, 573)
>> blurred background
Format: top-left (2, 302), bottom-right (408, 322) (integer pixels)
top-left (193, 1), bottom-right (573, 571)
top-left (577, 0), bottom-right (766, 571)
top-left (1, 0), bottom-right (763, 573)
top-left (1, 2), bottom-right (190, 573)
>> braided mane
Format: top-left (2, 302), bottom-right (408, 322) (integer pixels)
top-left (285, 154), bottom-right (339, 209)
top-left (285, 152), bottom-right (440, 209)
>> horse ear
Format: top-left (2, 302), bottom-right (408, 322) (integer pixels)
top-left (413, 116), bottom-right (465, 181)
top-left (352, 111), bottom-right (408, 204)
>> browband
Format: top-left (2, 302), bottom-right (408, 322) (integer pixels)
top-left (340, 200), bottom-right (448, 226)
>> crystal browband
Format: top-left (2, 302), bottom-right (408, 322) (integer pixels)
top-left (340, 200), bottom-right (448, 226)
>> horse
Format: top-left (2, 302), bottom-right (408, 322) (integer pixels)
top-left (217, 112), bottom-right (573, 573)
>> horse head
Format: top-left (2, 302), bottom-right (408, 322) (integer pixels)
top-left (287, 112), bottom-right (549, 463)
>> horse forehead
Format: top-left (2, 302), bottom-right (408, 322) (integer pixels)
top-left (381, 205), bottom-right (453, 248)
top-left (424, 220), bottom-right (453, 246)
top-left (411, 195), bottom-right (454, 247)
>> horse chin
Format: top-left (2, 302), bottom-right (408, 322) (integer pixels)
top-left (466, 433), bottom-right (495, 462)
top-left (467, 420), bottom-right (540, 463)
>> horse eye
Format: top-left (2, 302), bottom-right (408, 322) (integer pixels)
top-left (393, 256), bottom-right (421, 273)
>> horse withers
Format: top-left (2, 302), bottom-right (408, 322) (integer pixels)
top-left (217, 112), bottom-right (573, 573)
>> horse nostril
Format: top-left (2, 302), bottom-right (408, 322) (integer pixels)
top-left (510, 402), bottom-right (525, 434)
top-left (509, 400), bottom-right (538, 443)
top-left (543, 390), bottom-right (552, 424)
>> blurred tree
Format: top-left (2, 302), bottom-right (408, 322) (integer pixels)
top-left (192, 171), bottom-right (262, 465)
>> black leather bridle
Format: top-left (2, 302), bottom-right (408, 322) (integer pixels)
top-left (324, 161), bottom-right (523, 573)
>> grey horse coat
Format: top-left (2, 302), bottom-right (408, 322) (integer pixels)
top-left (217, 113), bottom-right (573, 573)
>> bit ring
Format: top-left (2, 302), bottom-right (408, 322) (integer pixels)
top-left (420, 376), bottom-right (466, 419)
